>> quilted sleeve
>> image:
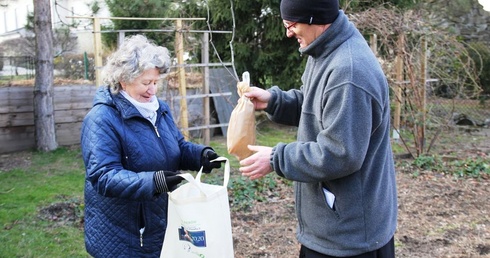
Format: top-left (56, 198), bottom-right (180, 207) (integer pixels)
top-left (81, 105), bottom-right (156, 201)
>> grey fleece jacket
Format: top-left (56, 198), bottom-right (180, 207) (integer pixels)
top-left (266, 11), bottom-right (397, 256)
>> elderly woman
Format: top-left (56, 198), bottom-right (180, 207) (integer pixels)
top-left (80, 35), bottom-right (221, 257)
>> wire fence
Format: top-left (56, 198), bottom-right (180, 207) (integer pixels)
top-left (0, 56), bottom-right (36, 81)
top-left (427, 95), bottom-right (490, 127)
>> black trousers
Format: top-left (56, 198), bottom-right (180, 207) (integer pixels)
top-left (299, 236), bottom-right (395, 258)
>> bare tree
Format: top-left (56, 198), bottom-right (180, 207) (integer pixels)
top-left (350, 7), bottom-right (482, 157)
top-left (33, 0), bottom-right (58, 152)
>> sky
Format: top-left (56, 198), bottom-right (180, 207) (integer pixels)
top-left (479, 0), bottom-right (490, 11)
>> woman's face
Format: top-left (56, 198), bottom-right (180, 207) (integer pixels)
top-left (120, 68), bottom-right (160, 103)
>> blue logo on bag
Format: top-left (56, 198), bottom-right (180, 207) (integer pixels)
top-left (178, 226), bottom-right (207, 247)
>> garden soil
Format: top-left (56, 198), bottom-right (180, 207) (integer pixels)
top-left (1, 127), bottom-right (489, 257)
top-left (231, 160), bottom-right (490, 258)
top-left (230, 127), bottom-right (490, 258)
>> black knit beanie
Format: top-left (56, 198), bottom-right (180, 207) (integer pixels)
top-left (280, 0), bottom-right (339, 25)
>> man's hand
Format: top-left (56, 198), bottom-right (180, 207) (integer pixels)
top-left (239, 145), bottom-right (273, 180)
top-left (243, 87), bottom-right (271, 110)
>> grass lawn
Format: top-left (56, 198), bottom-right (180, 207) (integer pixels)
top-left (0, 148), bottom-right (87, 257)
top-left (0, 121), bottom-right (297, 257)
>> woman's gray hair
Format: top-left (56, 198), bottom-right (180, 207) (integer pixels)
top-left (102, 34), bottom-right (171, 93)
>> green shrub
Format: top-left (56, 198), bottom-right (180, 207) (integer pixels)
top-left (468, 41), bottom-right (490, 95)
top-left (450, 157), bottom-right (490, 178)
top-left (54, 53), bottom-right (95, 81)
top-left (410, 154), bottom-right (490, 179)
top-left (229, 174), bottom-right (279, 211)
top-left (412, 154), bottom-right (443, 171)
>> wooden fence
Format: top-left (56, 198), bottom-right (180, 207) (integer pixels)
top-left (0, 73), bottom-right (237, 155)
top-left (0, 85), bottom-right (97, 154)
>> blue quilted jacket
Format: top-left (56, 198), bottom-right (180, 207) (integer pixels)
top-left (81, 86), bottom-right (206, 257)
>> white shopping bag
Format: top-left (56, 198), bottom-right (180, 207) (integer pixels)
top-left (161, 157), bottom-right (234, 258)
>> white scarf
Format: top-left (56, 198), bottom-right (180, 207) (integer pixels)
top-left (121, 91), bottom-right (159, 125)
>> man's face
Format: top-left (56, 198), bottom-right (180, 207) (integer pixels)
top-left (283, 20), bottom-right (331, 48)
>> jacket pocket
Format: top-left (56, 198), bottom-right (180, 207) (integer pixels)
top-left (322, 186), bottom-right (336, 211)
top-left (322, 187), bottom-right (336, 210)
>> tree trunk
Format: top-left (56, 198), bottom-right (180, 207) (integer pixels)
top-left (33, 0), bottom-right (58, 152)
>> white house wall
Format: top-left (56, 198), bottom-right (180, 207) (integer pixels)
top-left (0, 0), bottom-right (33, 35)
top-left (75, 30), bottom-right (96, 54)
top-left (0, 0), bottom-right (110, 55)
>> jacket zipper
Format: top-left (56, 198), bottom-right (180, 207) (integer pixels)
top-left (153, 114), bottom-right (170, 160)
top-left (139, 227), bottom-right (145, 247)
top-left (153, 125), bottom-right (160, 138)
top-left (138, 204), bottom-right (145, 247)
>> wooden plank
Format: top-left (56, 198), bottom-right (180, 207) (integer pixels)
top-left (0, 112), bottom-right (34, 127)
top-left (55, 84), bottom-right (98, 92)
top-left (54, 109), bottom-right (90, 123)
top-left (0, 87), bottom-right (33, 98)
top-left (54, 92), bottom-right (96, 103)
top-left (0, 85), bottom-right (95, 122)
top-left (0, 105), bottom-right (32, 114)
top-left (55, 102), bottom-right (93, 110)
top-left (53, 85), bottom-right (97, 96)
top-left (0, 85), bottom-right (91, 153)
top-left (0, 138), bottom-right (35, 153)
top-left (0, 88), bottom-right (33, 114)
top-left (175, 19), bottom-right (189, 140)
top-left (1, 108), bottom-right (91, 125)
top-left (0, 126), bottom-right (35, 153)
top-left (0, 83), bottom-right (230, 153)
top-left (56, 122), bottom-right (82, 146)
top-left (0, 126), bottom-right (35, 137)
top-left (0, 88), bottom-right (33, 101)
top-left (0, 122), bottom-right (82, 152)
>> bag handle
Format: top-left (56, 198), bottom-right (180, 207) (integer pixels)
top-left (196, 156), bottom-right (230, 187)
top-left (242, 71), bottom-right (250, 85)
top-left (177, 157), bottom-right (230, 194)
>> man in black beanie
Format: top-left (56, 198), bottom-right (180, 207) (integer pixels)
top-left (239, 0), bottom-right (398, 257)
top-left (280, 0), bottom-right (339, 25)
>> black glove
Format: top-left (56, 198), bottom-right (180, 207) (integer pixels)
top-left (201, 148), bottom-right (222, 173)
top-left (154, 170), bottom-right (184, 193)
